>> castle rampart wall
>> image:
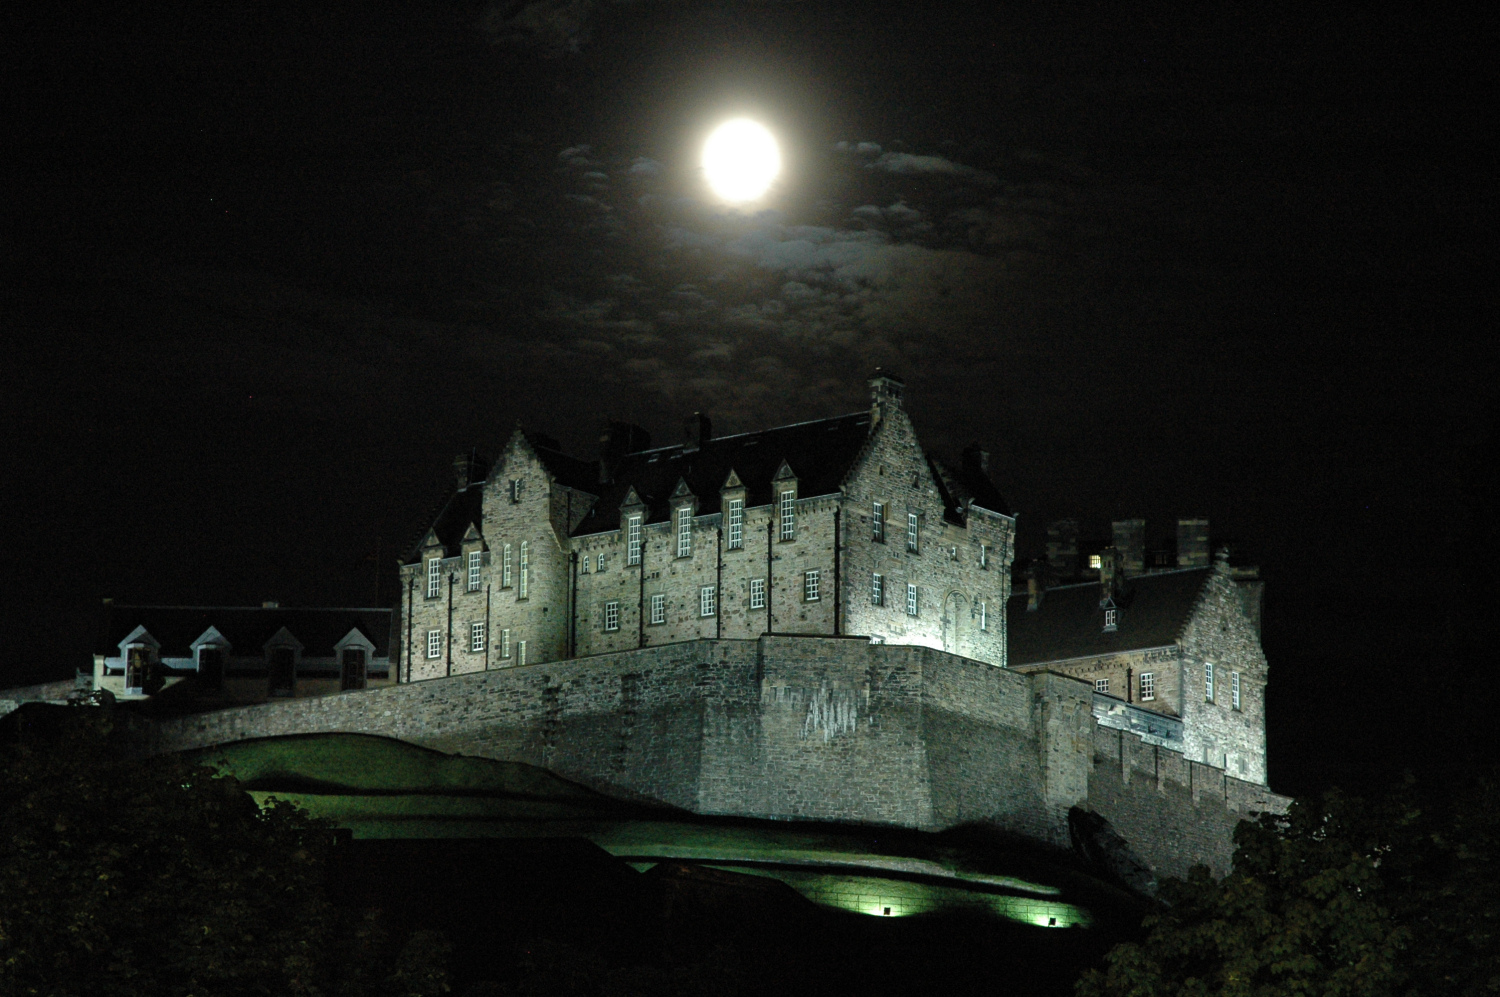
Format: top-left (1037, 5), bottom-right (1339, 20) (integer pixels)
top-left (147, 637), bottom-right (1287, 877)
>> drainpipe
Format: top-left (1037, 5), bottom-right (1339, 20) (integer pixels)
top-left (716, 526), bottom-right (723, 639)
top-left (403, 576), bottom-right (413, 683)
top-left (485, 582), bottom-right (491, 670)
top-left (1127, 666), bottom-right (1133, 704)
top-left (445, 572), bottom-right (453, 677)
top-left (568, 551), bottom-right (577, 659)
top-left (638, 533), bottom-right (646, 649)
top-left (833, 505), bottom-right (841, 636)
top-left (766, 518), bottom-right (774, 635)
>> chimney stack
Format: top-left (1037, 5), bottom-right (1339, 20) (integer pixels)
top-left (681, 412), bottom-right (712, 453)
top-left (598, 421), bottom-right (652, 483)
top-left (962, 443), bottom-right (990, 476)
top-left (868, 369), bottom-right (905, 431)
top-left (1046, 519), bottom-right (1080, 579)
top-left (1026, 559), bottom-right (1048, 611)
top-left (1112, 518), bottom-right (1145, 576)
top-left (1177, 518), bottom-right (1210, 568)
top-left (1098, 546), bottom-right (1126, 607)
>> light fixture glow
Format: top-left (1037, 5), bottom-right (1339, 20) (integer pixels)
top-left (702, 119), bottom-right (781, 203)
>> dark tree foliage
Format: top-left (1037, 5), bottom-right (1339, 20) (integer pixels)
top-left (0, 707), bottom-right (452, 997)
top-left (1077, 774), bottom-right (1500, 997)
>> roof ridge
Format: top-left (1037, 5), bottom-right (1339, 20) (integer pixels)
top-left (627, 410), bottom-right (871, 456)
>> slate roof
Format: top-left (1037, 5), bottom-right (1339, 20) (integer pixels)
top-left (406, 481), bottom-right (485, 561)
top-left (1005, 568), bottom-right (1210, 666)
top-left (563, 412), bottom-right (878, 535)
top-left (98, 606), bottom-right (393, 658)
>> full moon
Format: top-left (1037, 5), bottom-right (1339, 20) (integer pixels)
top-left (701, 119), bottom-right (781, 203)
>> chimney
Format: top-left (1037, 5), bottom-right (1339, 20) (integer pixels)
top-left (868, 368), bottom-right (905, 431)
top-left (1112, 518), bottom-right (1145, 576)
top-left (1098, 546), bottom-right (1125, 607)
top-left (681, 411), bottom-right (712, 453)
top-left (962, 443), bottom-right (990, 476)
top-left (598, 421), bottom-right (652, 484)
top-left (1026, 559), bottom-right (1047, 611)
top-left (1046, 519), bottom-right (1080, 579)
top-left (453, 450), bottom-right (482, 490)
top-left (1177, 518), bottom-right (1210, 568)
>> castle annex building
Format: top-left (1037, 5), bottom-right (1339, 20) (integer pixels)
top-left (399, 374), bottom-right (1017, 679)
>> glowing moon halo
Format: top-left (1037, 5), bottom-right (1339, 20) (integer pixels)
top-left (702, 119), bottom-right (781, 203)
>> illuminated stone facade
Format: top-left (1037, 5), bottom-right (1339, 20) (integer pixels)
top-left (398, 373), bottom-right (1016, 681)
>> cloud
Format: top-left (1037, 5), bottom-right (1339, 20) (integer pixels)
top-left (628, 157), bottom-right (663, 176)
top-left (869, 152), bottom-right (999, 186)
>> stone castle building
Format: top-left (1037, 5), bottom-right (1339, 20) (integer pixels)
top-left (399, 373), bottom-right (1015, 679)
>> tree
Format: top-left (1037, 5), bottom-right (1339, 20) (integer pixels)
top-left (0, 706), bottom-right (452, 997)
top-left (1076, 774), bottom-right (1500, 997)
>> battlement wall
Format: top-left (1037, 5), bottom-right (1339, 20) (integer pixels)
top-left (148, 636), bottom-right (1288, 877)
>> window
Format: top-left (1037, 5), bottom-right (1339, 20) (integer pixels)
top-left (651, 593), bottom-right (665, 624)
top-left (979, 600), bottom-right (987, 631)
top-left (1205, 662), bottom-right (1215, 702)
top-left (579, 552), bottom-right (589, 574)
top-left (501, 629), bottom-right (511, 659)
top-left (700, 585), bottom-right (717, 617)
top-left (1139, 672), bottom-right (1155, 701)
top-left (427, 629), bottom-right (442, 659)
top-left (467, 551), bottom-right (482, 591)
top-left (1103, 608), bottom-right (1118, 631)
top-left (604, 601), bottom-right (620, 631)
top-left (804, 570), bottom-right (820, 601)
top-left (627, 515), bottom-right (642, 564)
top-left (597, 552), bottom-right (605, 571)
top-left (871, 572), bottom-right (883, 606)
top-left (872, 502), bottom-right (885, 542)
top-left (518, 541), bottom-right (529, 598)
top-left (471, 621), bottom-right (486, 652)
top-left (1094, 678), bottom-right (1110, 694)
top-left (906, 583), bottom-right (919, 617)
top-left (427, 557), bottom-right (441, 598)
top-left (269, 647), bottom-right (295, 694)
top-left (1231, 671), bottom-right (1242, 710)
top-left (907, 512), bottom-right (919, 552)
top-left (510, 478), bottom-right (523, 503)
top-left (197, 647), bottom-right (224, 689)
top-left (502, 545), bottom-right (513, 587)
top-left (727, 498), bottom-right (743, 549)
top-left (749, 577), bottom-right (766, 610)
top-left (517, 640), bottom-right (526, 667)
top-left (1089, 554), bottom-right (1102, 570)
top-left (340, 648), bottom-right (366, 691)
top-left (779, 490), bottom-right (796, 540)
top-left (677, 507), bottom-right (693, 557)
top-left (979, 544), bottom-right (989, 569)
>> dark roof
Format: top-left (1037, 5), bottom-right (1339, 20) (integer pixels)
top-left (1005, 568), bottom-right (1210, 665)
top-left (98, 606), bottom-right (392, 658)
top-left (929, 455), bottom-right (1011, 523)
top-left (563, 412), bottom-right (877, 535)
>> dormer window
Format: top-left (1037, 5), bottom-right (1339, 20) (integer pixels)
top-left (726, 499), bottom-right (744, 549)
top-left (1103, 607), bottom-right (1118, 631)
top-left (467, 551), bottom-right (482, 591)
top-left (677, 507), bottom-right (693, 557)
top-left (627, 514), bottom-right (642, 564)
top-left (779, 490), bottom-right (796, 540)
top-left (426, 557), bottom-right (441, 598)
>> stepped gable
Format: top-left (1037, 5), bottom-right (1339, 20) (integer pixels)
top-left (1005, 567), bottom-right (1210, 665)
top-left (566, 411), bottom-right (873, 535)
top-left (98, 605), bottom-right (391, 660)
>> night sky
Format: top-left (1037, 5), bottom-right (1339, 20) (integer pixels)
top-left (4, 2), bottom-right (1491, 797)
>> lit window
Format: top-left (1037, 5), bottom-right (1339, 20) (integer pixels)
top-left (1205, 662), bottom-right (1215, 702)
top-left (907, 512), bottom-right (919, 553)
top-left (677, 507), bottom-right (693, 557)
top-left (779, 490), bottom-right (796, 541)
top-left (727, 498), bottom-right (743, 549)
top-left (471, 621), bottom-right (486, 652)
top-left (427, 558), bottom-right (441, 598)
top-left (979, 600), bottom-right (987, 631)
top-left (501, 629), bottom-right (510, 659)
top-left (517, 640), bottom-right (526, 666)
top-left (700, 585), bottom-right (717, 617)
top-left (750, 577), bottom-right (765, 610)
top-left (579, 552), bottom-right (589, 574)
top-left (1231, 672), bottom-right (1242, 710)
top-left (1094, 678), bottom-right (1110, 694)
top-left (467, 551), bottom-right (482, 591)
top-left (518, 542), bottom-right (529, 598)
top-left (1104, 608), bottom-right (1118, 631)
top-left (604, 601), bottom-right (620, 631)
top-left (979, 544), bottom-right (988, 569)
top-left (427, 629), bottom-right (441, 659)
top-left (804, 570), bottom-right (820, 601)
top-left (1139, 672), bottom-right (1155, 701)
top-left (1089, 554), bottom-right (1102, 570)
top-left (871, 572), bottom-right (883, 606)
top-left (906, 583), bottom-right (919, 617)
top-left (627, 515), bottom-right (642, 564)
top-left (597, 552), bottom-right (605, 571)
top-left (502, 545), bottom-right (512, 587)
top-left (872, 502), bottom-right (885, 542)
top-left (651, 593), bottom-right (665, 624)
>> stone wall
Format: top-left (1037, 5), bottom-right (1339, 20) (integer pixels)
top-left (149, 637), bottom-right (1288, 877)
